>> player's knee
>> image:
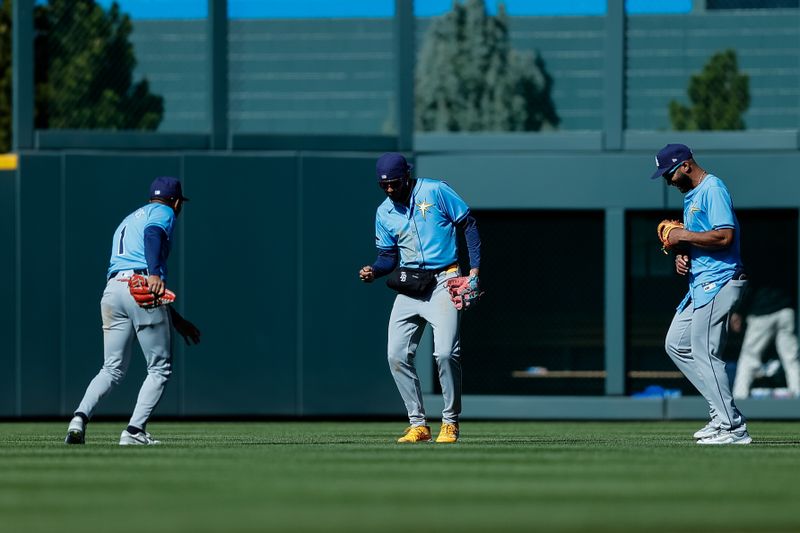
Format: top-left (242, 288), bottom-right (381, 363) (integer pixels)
top-left (664, 338), bottom-right (680, 357)
top-left (147, 362), bottom-right (171, 381)
top-left (387, 350), bottom-right (409, 370)
top-left (434, 351), bottom-right (458, 365)
top-left (102, 363), bottom-right (126, 383)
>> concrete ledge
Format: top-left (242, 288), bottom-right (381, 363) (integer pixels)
top-left (410, 395), bottom-right (800, 421)
top-left (666, 396), bottom-right (800, 420)
top-left (663, 397), bottom-right (708, 420)
top-left (36, 131), bottom-right (210, 150)
top-left (624, 130), bottom-right (799, 151)
top-left (414, 131), bottom-right (603, 152)
top-left (232, 134), bottom-right (398, 152)
top-left (424, 395), bottom-right (664, 420)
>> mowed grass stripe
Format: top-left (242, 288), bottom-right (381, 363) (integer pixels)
top-left (1, 421), bottom-right (799, 532)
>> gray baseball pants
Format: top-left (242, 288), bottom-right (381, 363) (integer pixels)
top-left (387, 270), bottom-right (461, 426)
top-left (75, 271), bottom-right (172, 430)
top-left (732, 308), bottom-right (800, 398)
top-left (665, 278), bottom-right (747, 431)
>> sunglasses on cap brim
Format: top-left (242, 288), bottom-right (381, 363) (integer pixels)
top-left (662, 161), bottom-right (685, 178)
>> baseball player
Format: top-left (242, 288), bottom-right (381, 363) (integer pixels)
top-left (359, 153), bottom-right (482, 444)
top-left (730, 284), bottom-right (800, 399)
top-left (652, 143), bottom-right (751, 445)
top-left (64, 176), bottom-right (200, 446)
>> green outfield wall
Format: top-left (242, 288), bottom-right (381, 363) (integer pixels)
top-left (4, 143), bottom-right (800, 420)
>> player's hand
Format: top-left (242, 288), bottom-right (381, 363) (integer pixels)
top-left (675, 254), bottom-right (690, 276)
top-left (730, 313), bottom-right (743, 334)
top-left (174, 316), bottom-right (201, 346)
top-left (147, 274), bottom-right (165, 297)
top-left (359, 265), bottom-right (375, 283)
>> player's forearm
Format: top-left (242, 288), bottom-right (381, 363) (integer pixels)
top-left (371, 248), bottom-right (398, 278)
top-left (459, 214), bottom-right (482, 269)
top-left (676, 228), bottom-right (733, 250)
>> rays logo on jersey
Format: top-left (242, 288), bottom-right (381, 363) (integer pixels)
top-left (686, 204), bottom-right (701, 223)
top-left (416, 199), bottom-right (434, 220)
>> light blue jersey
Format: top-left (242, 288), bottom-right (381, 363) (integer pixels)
top-left (678, 174), bottom-right (742, 310)
top-left (375, 178), bottom-right (470, 270)
top-left (107, 203), bottom-right (175, 278)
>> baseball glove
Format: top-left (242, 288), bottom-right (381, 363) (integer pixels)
top-left (445, 275), bottom-right (482, 311)
top-left (656, 219), bottom-right (684, 254)
top-left (128, 274), bottom-right (176, 309)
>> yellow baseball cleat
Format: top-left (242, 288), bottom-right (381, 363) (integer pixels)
top-left (436, 422), bottom-right (459, 443)
top-left (397, 425), bottom-right (432, 443)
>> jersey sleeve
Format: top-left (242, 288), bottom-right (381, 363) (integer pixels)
top-left (436, 181), bottom-right (470, 223)
top-left (704, 187), bottom-right (736, 230)
top-left (375, 214), bottom-right (396, 250)
top-left (146, 204), bottom-right (175, 233)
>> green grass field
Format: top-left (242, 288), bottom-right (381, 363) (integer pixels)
top-left (2, 421), bottom-right (800, 532)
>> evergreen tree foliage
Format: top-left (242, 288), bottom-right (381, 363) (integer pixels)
top-left (415, 0), bottom-right (558, 132)
top-left (669, 49), bottom-right (749, 131)
top-left (0, 0), bottom-right (163, 152)
top-left (0, 1), bottom-right (11, 151)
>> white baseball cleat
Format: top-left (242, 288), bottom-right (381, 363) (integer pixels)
top-left (697, 426), bottom-right (752, 445)
top-left (64, 416), bottom-right (86, 445)
top-left (693, 421), bottom-right (720, 440)
top-left (119, 430), bottom-right (161, 446)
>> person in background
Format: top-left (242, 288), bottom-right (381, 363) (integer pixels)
top-left (731, 283), bottom-right (800, 399)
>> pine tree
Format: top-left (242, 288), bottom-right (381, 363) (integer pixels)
top-left (669, 49), bottom-right (749, 131)
top-left (415, 0), bottom-right (558, 132)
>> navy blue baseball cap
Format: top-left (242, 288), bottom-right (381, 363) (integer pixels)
top-left (150, 176), bottom-right (189, 201)
top-left (376, 152), bottom-right (413, 181)
top-left (650, 143), bottom-right (693, 180)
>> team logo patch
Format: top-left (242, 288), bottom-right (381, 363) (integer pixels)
top-left (686, 205), bottom-right (701, 223)
top-left (416, 199), bottom-right (434, 220)
top-left (134, 208), bottom-right (145, 218)
top-left (400, 271), bottom-right (407, 282)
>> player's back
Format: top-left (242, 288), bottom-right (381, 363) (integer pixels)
top-left (107, 203), bottom-right (175, 276)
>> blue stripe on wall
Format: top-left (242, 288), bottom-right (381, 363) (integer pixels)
top-left (43, 0), bottom-right (692, 20)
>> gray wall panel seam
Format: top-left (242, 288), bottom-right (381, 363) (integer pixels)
top-left (12, 0), bottom-right (34, 150)
top-left (395, 0), bottom-right (414, 151)
top-left (603, 0), bottom-right (625, 151)
top-left (209, 0), bottom-right (229, 150)
top-left (604, 208), bottom-right (625, 395)
top-left (296, 155), bottom-right (304, 416)
top-left (14, 161), bottom-right (22, 415)
top-left (60, 154), bottom-right (67, 415)
top-left (179, 155), bottom-right (186, 416)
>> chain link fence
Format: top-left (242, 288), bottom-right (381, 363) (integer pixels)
top-left (32, 0), bottom-right (208, 134)
top-left (627, 0), bottom-right (799, 131)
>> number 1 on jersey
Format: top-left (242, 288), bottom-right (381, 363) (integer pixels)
top-left (118, 226), bottom-right (126, 255)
